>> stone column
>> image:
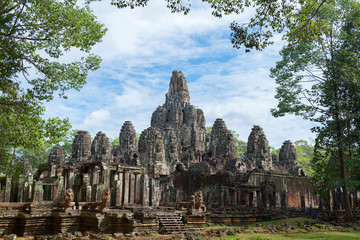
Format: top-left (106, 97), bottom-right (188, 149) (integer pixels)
top-left (142, 174), bottom-right (149, 206)
top-left (151, 179), bottom-right (160, 206)
top-left (33, 181), bottom-right (43, 204)
top-left (276, 191), bottom-right (281, 208)
top-left (86, 185), bottom-right (92, 202)
top-left (17, 180), bottom-right (24, 203)
top-left (123, 171), bottom-right (129, 205)
top-left (129, 173), bottom-right (136, 204)
top-left (68, 168), bottom-right (75, 189)
top-left (256, 191), bottom-right (261, 208)
top-left (252, 191), bottom-right (257, 207)
top-left (93, 167), bottom-right (98, 185)
top-left (220, 187), bottom-right (224, 208)
top-left (116, 172), bottom-right (123, 206)
top-left (4, 176), bottom-right (12, 202)
top-left (135, 174), bottom-right (142, 204)
top-left (245, 191), bottom-right (250, 207)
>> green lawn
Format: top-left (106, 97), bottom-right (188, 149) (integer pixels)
top-left (211, 231), bottom-right (360, 240)
top-left (204, 217), bottom-right (360, 239)
top-left (206, 217), bottom-right (317, 229)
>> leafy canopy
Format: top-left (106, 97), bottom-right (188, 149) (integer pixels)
top-left (0, 0), bottom-right (106, 173)
top-left (0, 0), bottom-right (106, 158)
top-left (93, 0), bottom-right (332, 52)
top-left (270, 0), bottom-right (360, 219)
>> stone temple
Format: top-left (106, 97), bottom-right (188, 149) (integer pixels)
top-left (0, 71), bottom-right (345, 236)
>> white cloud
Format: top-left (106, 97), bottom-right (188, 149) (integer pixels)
top-left (42, 0), bottom-right (316, 147)
top-left (83, 109), bottom-right (111, 128)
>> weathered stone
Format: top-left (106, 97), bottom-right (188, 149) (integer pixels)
top-left (279, 140), bottom-right (297, 164)
top-left (139, 127), bottom-right (169, 177)
top-left (91, 131), bottom-right (112, 162)
top-left (277, 140), bottom-right (306, 176)
top-left (246, 125), bottom-right (272, 171)
top-left (71, 130), bottom-right (92, 163)
top-left (114, 121), bottom-right (139, 165)
top-left (150, 71), bottom-right (207, 169)
top-left (207, 119), bottom-right (237, 171)
top-left (48, 144), bottom-right (65, 165)
top-left (166, 70), bottom-right (190, 103)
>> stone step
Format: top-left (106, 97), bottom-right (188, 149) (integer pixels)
top-left (157, 214), bottom-right (191, 234)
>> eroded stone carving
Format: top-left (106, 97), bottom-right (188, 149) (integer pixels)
top-left (83, 188), bottom-right (110, 212)
top-left (139, 127), bottom-right (169, 177)
top-left (91, 131), bottom-right (112, 162)
top-left (277, 140), bottom-right (306, 176)
top-left (114, 121), bottom-right (139, 165)
top-left (180, 190), bottom-right (206, 214)
top-left (58, 189), bottom-right (75, 210)
top-left (71, 130), bottom-right (92, 163)
top-left (150, 70), bottom-right (207, 170)
top-left (246, 125), bottom-right (272, 171)
top-left (208, 119), bottom-right (237, 171)
top-left (48, 144), bottom-right (65, 165)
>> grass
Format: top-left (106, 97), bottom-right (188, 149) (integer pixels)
top-left (210, 231), bottom-right (360, 239)
top-left (247, 217), bottom-right (317, 227)
top-left (206, 217), bottom-right (317, 229)
top-left (204, 217), bottom-right (360, 239)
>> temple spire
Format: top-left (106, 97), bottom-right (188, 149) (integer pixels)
top-left (165, 70), bottom-right (190, 104)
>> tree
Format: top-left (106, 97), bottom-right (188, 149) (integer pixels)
top-left (230, 130), bottom-right (247, 158)
top-left (17, 140), bottom-right (53, 170)
top-left (294, 140), bottom-right (314, 176)
top-left (95, 0), bottom-right (331, 52)
top-left (270, 0), bottom-right (360, 220)
top-left (110, 137), bottom-right (120, 149)
top-left (0, 0), bottom-right (106, 172)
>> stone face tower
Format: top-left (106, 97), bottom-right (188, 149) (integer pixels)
top-left (48, 144), bottom-right (65, 165)
top-left (71, 130), bottom-right (92, 163)
top-left (114, 121), bottom-right (139, 165)
top-left (150, 70), bottom-right (207, 169)
top-left (209, 119), bottom-right (237, 159)
top-left (278, 140), bottom-right (305, 176)
top-left (165, 70), bottom-right (190, 103)
top-left (246, 125), bottom-right (272, 171)
top-left (91, 131), bottom-right (111, 162)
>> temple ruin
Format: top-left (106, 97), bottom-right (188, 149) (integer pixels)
top-left (0, 71), bottom-right (350, 236)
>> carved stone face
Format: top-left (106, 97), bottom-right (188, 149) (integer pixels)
top-left (65, 189), bottom-right (74, 202)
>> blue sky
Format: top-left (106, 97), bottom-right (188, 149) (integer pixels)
top-left (44, 0), bottom-right (315, 148)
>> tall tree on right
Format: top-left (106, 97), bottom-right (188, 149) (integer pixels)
top-left (270, 0), bottom-right (360, 221)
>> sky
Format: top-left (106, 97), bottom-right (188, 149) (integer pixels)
top-left (44, 0), bottom-right (316, 148)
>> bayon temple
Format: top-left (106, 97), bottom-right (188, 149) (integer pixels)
top-left (0, 71), bottom-right (349, 236)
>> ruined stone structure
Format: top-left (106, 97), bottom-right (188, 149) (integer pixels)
top-left (0, 70), bottom-right (351, 236)
top-left (71, 130), bottom-right (92, 163)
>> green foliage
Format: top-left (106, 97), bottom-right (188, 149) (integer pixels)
top-left (270, 146), bottom-right (280, 158)
top-left (271, 0), bottom-right (360, 218)
top-left (99, 0), bottom-right (333, 52)
top-left (59, 129), bottom-right (81, 158)
top-left (17, 140), bottom-right (53, 170)
top-left (206, 126), bottom-right (212, 134)
top-left (230, 130), bottom-right (247, 158)
top-left (136, 132), bottom-right (140, 149)
top-left (207, 126), bottom-right (247, 158)
top-left (110, 137), bottom-right (120, 149)
top-left (0, 0), bottom-right (106, 173)
top-left (294, 140), bottom-right (314, 176)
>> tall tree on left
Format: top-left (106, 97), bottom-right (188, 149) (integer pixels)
top-left (0, 0), bottom-right (107, 174)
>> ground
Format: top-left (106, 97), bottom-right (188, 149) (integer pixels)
top-left (2, 217), bottom-right (360, 240)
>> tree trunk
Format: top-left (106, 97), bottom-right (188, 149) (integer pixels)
top-left (338, 147), bottom-right (353, 221)
top-left (335, 112), bottom-right (353, 221)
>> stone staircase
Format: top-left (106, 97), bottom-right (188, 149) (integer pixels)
top-left (157, 213), bottom-right (191, 234)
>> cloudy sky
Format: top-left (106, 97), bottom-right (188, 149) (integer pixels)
top-left (44, 0), bottom-right (316, 148)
